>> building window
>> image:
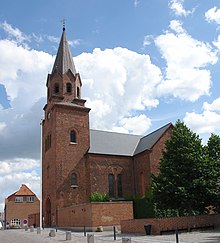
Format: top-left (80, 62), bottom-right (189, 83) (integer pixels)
top-left (117, 174), bottom-right (123, 198)
top-left (54, 83), bottom-right (59, 94)
top-left (66, 83), bottom-right (72, 93)
top-left (70, 130), bottom-right (76, 143)
top-left (71, 173), bottom-right (78, 188)
top-left (77, 87), bottom-right (80, 98)
top-left (27, 196), bottom-right (34, 203)
top-left (15, 197), bottom-right (23, 203)
top-left (108, 174), bottom-right (114, 198)
top-left (11, 218), bottom-right (21, 227)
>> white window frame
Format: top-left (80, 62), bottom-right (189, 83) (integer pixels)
top-left (11, 218), bottom-right (20, 226)
top-left (27, 196), bottom-right (34, 203)
top-left (15, 196), bottom-right (23, 203)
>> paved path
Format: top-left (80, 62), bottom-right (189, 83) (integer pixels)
top-left (1, 228), bottom-right (220, 243)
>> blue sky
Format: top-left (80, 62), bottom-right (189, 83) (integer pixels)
top-left (0, 0), bottom-right (220, 211)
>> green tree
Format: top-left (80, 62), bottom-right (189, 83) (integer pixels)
top-left (203, 133), bottom-right (220, 212)
top-left (152, 120), bottom-right (205, 216)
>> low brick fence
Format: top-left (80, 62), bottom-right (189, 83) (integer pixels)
top-left (121, 214), bottom-right (220, 235)
top-left (57, 201), bottom-right (133, 228)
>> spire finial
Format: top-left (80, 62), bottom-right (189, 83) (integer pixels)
top-left (60, 18), bottom-right (66, 31)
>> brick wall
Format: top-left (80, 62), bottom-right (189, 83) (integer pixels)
top-left (133, 151), bottom-right (151, 196)
top-left (88, 154), bottom-right (135, 198)
top-left (149, 126), bottom-right (173, 176)
top-left (121, 214), bottom-right (220, 235)
top-left (57, 202), bottom-right (133, 227)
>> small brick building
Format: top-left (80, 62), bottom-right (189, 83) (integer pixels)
top-left (42, 28), bottom-right (173, 227)
top-left (4, 184), bottom-right (40, 228)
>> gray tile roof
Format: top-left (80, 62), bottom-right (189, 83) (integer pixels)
top-left (89, 123), bottom-right (172, 156)
top-left (52, 29), bottom-right (76, 75)
top-left (89, 130), bottom-right (142, 156)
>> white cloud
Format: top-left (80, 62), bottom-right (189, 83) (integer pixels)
top-left (32, 33), bottom-right (43, 43)
top-left (155, 21), bottom-right (218, 101)
top-left (169, 20), bottom-right (185, 34)
top-left (183, 97), bottom-right (220, 139)
top-left (47, 35), bottom-right (59, 43)
top-left (0, 39), bottom-right (53, 101)
top-left (203, 97), bottom-right (220, 111)
top-left (75, 47), bottom-right (162, 132)
top-left (0, 158), bottom-right (39, 175)
top-left (213, 35), bottom-right (220, 50)
top-left (205, 7), bottom-right (220, 24)
top-left (113, 115), bottom-right (151, 134)
top-left (169, 0), bottom-right (192, 17)
top-left (0, 21), bottom-right (30, 44)
top-left (184, 110), bottom-right (220, 134)
top-left (143, 35), bottom-right (153, 48)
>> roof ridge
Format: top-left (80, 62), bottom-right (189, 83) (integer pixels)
top-left (90, 129), bottom-right (143, 137)
top-left (134, 123), bottom-right (173, 155)
top-left (140, 122), bottom-right (172, 140)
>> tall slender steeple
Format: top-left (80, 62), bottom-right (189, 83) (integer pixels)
top-left (51, 28), bottom-right (76, 76)
top-left (46, 28), bottom-right (82, 104)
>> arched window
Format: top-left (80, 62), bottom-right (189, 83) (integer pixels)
top-left (70, 130), bottom-right (77, 143)
top-left (11, 218), bottom-right (21, 227)
top-left (54, 83), bottom-right (59, 94)
top-left (108, 174), bottom-right (114, 198)
top-left (77, 87), bottom-right (80, 98)
top-left (71, 173), bottom-right (78, 188)
top-left (117, 174), bottom-right (123, 198)
top-left (66, 83), bottom-right (72, 93)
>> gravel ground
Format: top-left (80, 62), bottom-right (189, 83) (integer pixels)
top-left (1, 228), bottom-right (220, 243)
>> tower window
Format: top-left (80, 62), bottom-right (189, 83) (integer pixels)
top-left (108, 174), bottom-right (114, 198)
top-left (70, 130), bottom-right (77, 143)
top-left (54, 83), bottom-right (59, 94)
top-left (71, 173), bottom-right (78, 188)
top-left (77, 87), bottom-right (80, 98)
top-left (66, 83), bottom-right (72, 93)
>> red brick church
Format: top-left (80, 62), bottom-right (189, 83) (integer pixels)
top-left (42, 27), bottom-right (173, 227)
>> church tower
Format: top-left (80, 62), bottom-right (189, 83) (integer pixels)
top-left (42, 27), bottom-right (90, 226)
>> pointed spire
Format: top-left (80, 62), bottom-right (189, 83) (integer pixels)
top-left (52, 28), bottom-right (76, 75)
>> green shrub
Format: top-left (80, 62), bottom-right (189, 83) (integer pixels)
top-left (90, 192), bottom-right (110, 202)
